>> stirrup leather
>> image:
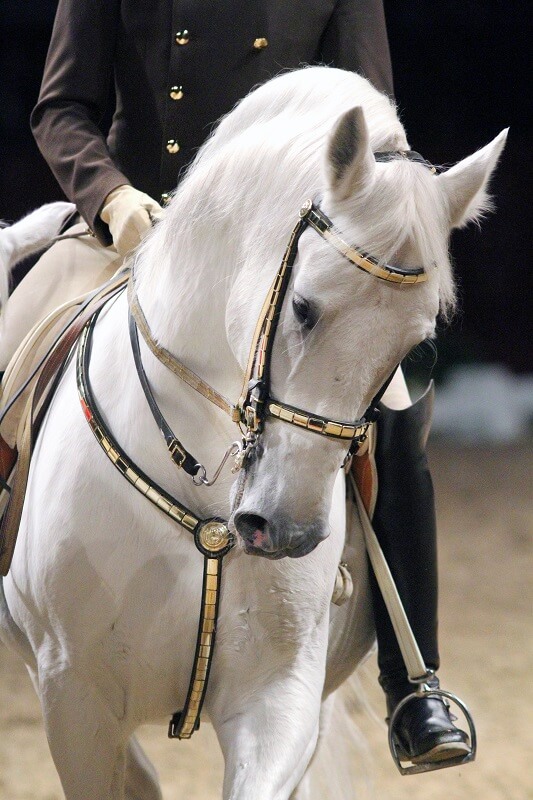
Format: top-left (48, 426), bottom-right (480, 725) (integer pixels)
top-left (351, 471), bottom-right (477, 774)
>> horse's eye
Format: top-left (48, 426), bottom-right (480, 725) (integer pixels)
top-left (292, 293), bottom-right (315, 329)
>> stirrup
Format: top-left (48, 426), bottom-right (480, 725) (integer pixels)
top-left (388, 683), bottom-right (477, 775)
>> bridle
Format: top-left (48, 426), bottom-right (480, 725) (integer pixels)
top-left (78, 150), bottom-right (434, 740)
top-left (128, 194), bottom-right (429, 484)
top-left (233, 196), bottom-right (428, 463)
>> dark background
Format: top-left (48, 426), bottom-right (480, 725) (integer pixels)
top-left (0, 1), bottom-right (531, 377)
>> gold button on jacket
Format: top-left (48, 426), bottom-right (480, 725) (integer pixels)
top-left (169, 85), bottom-right (184, 100)
top-left (166, 140), bottom-right (180, 154)
top-left (253, 37), bottom-right (268, 49)
top-left (175, 30), bottom-right (190, 45)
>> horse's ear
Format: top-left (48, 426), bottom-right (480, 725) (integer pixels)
top-left (327, 107), bottom-right (375, 201)
top-left (437, 129), bottom-right (508, 229)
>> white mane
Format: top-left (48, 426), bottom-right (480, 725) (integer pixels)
top-left (135, 67), bottom-right (455, 343)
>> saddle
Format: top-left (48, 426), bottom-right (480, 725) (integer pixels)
top-left (0, 268), bottom-right (127, 575)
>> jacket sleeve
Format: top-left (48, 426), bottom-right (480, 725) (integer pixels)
top-left (319, 0), bottom-right (394, 98)
top-left (31, 0), bottom-right (128, 244)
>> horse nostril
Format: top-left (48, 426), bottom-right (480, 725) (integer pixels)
top-left (234, 512), bottom-right (272, 549)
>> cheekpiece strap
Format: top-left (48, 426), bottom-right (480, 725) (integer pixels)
top-left (236, 215), bottom-right (308, 423)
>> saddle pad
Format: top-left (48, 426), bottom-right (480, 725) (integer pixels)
top-left (0, 272), bottom-right (128, 575)
top-left (0, 254), bottom-right (122, 448)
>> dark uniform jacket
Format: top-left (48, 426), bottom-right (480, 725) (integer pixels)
top-left (31, 0), bottom-right (393, 245)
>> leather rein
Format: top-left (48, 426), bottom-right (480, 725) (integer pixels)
top-left (77, 175), bottom-right (431, 739)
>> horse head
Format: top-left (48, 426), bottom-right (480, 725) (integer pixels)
top-left (137, 68), bottom-right (506, 561)
top-left (229, 94), bottom-right (507, 558)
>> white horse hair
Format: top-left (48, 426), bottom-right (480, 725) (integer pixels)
top-left (1, 67), bottom-right (505, 799)
top-left (0, 201), bottom-right (75, 314)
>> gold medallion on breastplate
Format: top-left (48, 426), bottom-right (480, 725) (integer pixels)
top-left (197, 521), bottom-right (231, 553)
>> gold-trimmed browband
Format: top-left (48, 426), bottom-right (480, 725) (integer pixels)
top-left (299, 200), bottom-right (428, 285)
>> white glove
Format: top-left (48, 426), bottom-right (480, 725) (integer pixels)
top-left (100, 184), bottom-right (164, 256)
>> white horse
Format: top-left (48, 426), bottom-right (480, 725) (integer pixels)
top-left (0, 67), bottom-right (505, 799)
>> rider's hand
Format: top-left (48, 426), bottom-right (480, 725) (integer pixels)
top-left (99, 184), bottom-right (164, 256)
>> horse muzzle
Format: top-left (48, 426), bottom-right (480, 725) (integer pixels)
top-left (233, 510), bottom-right (328, 559)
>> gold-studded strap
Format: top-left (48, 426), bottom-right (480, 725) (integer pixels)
top-left (301, 203), bottom-right (427, 285)
top-left (267, 399), bottom-right (370, 442)
top-left (171, 520), bottom-right (232, 737)
top-left (77, 317), bottom-right (201, 533)
top-left (78, 313), bottom-right (233, 741)
top-left (236, 216), bottom-right (308, 419)
top-left (168, 555), bottom-right (223, 739)
top-left (128, 280), bottom-right (241, 423)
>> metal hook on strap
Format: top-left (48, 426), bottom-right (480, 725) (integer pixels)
top-left (192, 441), bottom-right (243, 486)
top-left (388, 685), bottom-right (477, 775)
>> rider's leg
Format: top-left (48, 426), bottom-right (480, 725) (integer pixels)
top-left (365, 368), bottom-right (471, 765)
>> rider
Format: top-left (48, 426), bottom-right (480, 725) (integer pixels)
top-left (4, 0), bottom-right (470, 769)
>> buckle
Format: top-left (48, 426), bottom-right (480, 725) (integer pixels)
top-left (388, 686), bottom-right (477, 775)
top-left (244, 405), bottom-right (260, 432)
top-left (168, 709), bottom-right (200, 739)
top-left (299, 199), bottom-right (313, 218)
top-left (169, 439), bottom-right (187, 468)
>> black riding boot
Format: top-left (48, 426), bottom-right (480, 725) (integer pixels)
top-left (370, 384), bottom-right (471, 765)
